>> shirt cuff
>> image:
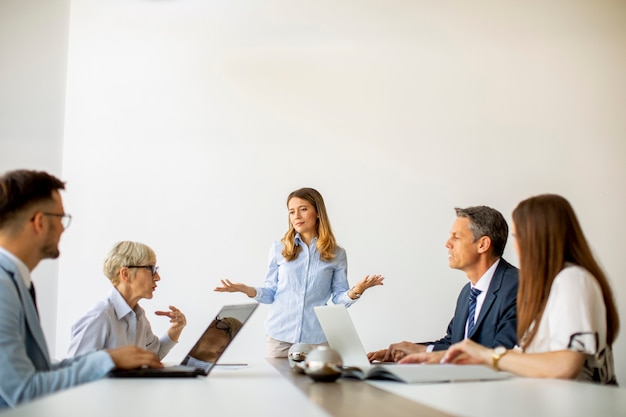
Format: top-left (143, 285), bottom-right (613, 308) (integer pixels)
top-left (342, 290), bottom-right (357, 306)
top-left (95, 350), bottom-right (116, 375)
top-left (162, 334), bottom-right (178, 346)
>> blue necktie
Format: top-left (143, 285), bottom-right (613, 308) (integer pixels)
top-left (467, 287), bottom-right (482, 336)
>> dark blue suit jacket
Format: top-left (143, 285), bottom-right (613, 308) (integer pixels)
top-left (427, 258), bottom-right (519, 351)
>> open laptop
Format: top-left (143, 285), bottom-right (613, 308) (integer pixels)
top-left (314, 304), bottom-right (511, 383)
top-left (109, 303), bottom-right (258, 378)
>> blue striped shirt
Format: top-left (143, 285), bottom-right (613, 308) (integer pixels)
top-left (254, 235), bottom-right (356, 344)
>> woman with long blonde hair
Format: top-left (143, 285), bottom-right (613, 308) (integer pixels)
top-left (215, 188), bottom-right (384, 357)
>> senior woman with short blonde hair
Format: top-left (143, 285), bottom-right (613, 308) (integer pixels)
top-left (68, 241), bottom-right (186, 360)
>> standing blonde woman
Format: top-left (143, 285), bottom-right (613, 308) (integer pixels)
top-left (421, 194), bottom-right (619, 385)
top-left (215, 187), bottom-right (384, 357)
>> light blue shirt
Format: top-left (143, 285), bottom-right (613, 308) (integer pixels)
top-left (254, 236), bottom-right (356, 344)
top-left (67, 288), bottom-right (176, 360)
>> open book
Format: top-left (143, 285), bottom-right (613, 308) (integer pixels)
top-left (341, 363), bottom-right (510, 383)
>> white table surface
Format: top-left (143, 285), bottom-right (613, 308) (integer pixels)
top-left (4, 359), bottom-right (626, 417)
top-left (1, 361), bottom-right (330, 417)
top-left (369, 376), bottom-right (626, 417)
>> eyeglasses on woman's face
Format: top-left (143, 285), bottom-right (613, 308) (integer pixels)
top-left (125, 265), bottom-right (159, 276)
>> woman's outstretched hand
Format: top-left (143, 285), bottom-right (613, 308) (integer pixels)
top-left (214, 279), bottom-right (257, 298)
top-left (352, 274), bottom-right (385, 297)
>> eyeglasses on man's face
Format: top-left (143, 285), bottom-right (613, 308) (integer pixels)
top-left (42, 212), bottom-right (72, 229)
top-left (126, 265), bottom-right (159, 276)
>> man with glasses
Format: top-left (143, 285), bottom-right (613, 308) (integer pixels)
top-left (0, 169), bottom-right (162, 410)
top-left (68, 241), bottom-right (187, 360)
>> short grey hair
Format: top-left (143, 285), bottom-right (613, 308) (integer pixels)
top-left (455, 206), bottom-right (508, 257)
top-left (103, 241), bottom-right (156, 285)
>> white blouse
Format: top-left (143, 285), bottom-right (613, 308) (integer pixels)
top-left (524, 264), bottom-right (616, 385)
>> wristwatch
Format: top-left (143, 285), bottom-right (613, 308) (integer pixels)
top-left (350, 286), bottom-right (362, 299)
top-left (492, 346), bottom-right (508, 371)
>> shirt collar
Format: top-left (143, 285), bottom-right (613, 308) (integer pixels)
top-left (0, 247), bottom-right (32, 289)
top-left (294, 233), bottom-right (317, 246)
top-left (109, 287), bottom-right (138, 319)
top-left (472, 258), bottom-right (500, 292)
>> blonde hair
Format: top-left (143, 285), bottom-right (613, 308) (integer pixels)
top-left (281, 188), bottom-right (337, 262)
top-left (103, 241), bottom-right (156, 286)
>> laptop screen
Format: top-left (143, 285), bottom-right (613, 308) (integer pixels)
top-left (181, 303), bottom-right (257, 374)
top-left (314, 304), bottom-right (373, 368)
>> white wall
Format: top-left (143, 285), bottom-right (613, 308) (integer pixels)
top-left (0, 0), bottom-right (71, 352)
top-left (50, 0), bottom-right (626, 383)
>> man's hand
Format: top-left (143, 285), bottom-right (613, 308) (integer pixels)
top-left (399, 350), bottom-right (445, 364)
top-left (383, 341), bottom-right (427, 362)
top-left (368, 341), bottom-right (428, 362)
top-left (367, 349), bottom-right (388, 362)
top-left (107, 346), bottom-right (163, 369)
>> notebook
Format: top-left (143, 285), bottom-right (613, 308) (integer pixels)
top-left (314, 304), bottom-right (511, 383)
top-left (109, 303), bottom-right (258, 378)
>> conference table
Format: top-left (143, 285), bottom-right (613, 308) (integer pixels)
top-left (3, 359), bottom-right (625, 417)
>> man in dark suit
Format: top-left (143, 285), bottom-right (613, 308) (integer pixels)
top-left (368, 206), bottom-right (518, 364)
top-left (0, 169), bottom-right (162, 409)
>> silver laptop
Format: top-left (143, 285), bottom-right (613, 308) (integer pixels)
top-left (314, 304), bottom-right (511, 383)
top-left (110, 303), bottom-right (258, 378)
